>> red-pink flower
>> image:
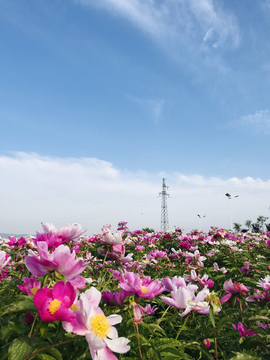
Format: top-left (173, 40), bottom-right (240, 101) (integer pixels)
top-left (17, 276), bottom-right (42, 296)
top-left (232, 322), bottom-right (259, 338)
top-left (220, 279), bottom-right (249, 303)
top-left (33, 281), bottom-right (76, 323)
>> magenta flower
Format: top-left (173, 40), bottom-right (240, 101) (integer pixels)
top-left (25, 242), bottom-right (88, 289)
top-left (102, 289), bottom-right (131, 306)
top-left (232, 322), bottom-right (259, 338)
top-left (220, 279), bottom-right (249, 303)
top-left (119, 271), bottom-right (164, 300)
top-left (203, 339), bottom-right (211, 348)
top-left (62, 287), bottom-right (130, 359)
top-left (24, 312), bottom-right (35, 325)
top-left (33, 281), bottom-right (76, 323)
top-left (33, 233), bottom-right (65, 249)
top-left (17, 276), bottom-right (42, 296)
top-left (140, 304), bottom-right (158, 315)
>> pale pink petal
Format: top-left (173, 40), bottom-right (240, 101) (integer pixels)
top-left (107, 314), bottom-right (122, 326)
top-left (104, 337), bottom-right (130, 354)
top-left (86, 333), bottom-right (106, 351)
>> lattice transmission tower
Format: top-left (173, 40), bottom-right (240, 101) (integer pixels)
top-left (159, 178), bottom-right (170, 231)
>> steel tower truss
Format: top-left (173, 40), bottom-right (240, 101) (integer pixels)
top-left (159, 178), bottom-right (170, 231)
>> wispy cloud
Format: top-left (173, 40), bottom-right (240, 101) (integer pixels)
top-left (229, 110), bottom-right (270, 135)
top-left (1, 152), bottom-right (269, 235)
top-left (76, 0), bottom-right (240, 65)
top-left (126, 95), bottom-right (164, 125)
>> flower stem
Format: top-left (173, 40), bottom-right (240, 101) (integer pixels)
top-left (135, 324), bottom-right (143, 360)
top-left (29, 313), bottom-right (38, 338)
top-left (213, 326), bottom-right (218, 360)
top-left (24, 336), bottom-right (81, 360)
top-left (156, 306), bottom-right (170, 327)
top-left (175, 315), bottom-right (189, 340)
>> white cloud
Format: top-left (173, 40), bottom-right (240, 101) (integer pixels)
top-left (231, 110), bottom-right (270, 135)
top-left (76, 0), bottom-right (240, 64)
top-left (1, 152), bottom-right (270, 235)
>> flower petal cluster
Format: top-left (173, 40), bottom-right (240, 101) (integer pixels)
top-left (17, 276), bottom-right (42, 296)
top-left (0, 250), bottom-right (10, 269)
top-left (41, 222), bottom-right (86, 242)
top-left (34, 281), bottom-right (76, 322)
top-left (119, 271), bottom-right (164, 300)
top-left (25, 242), bottom-right (88, 289)
top-left (232, 322), bottom-right (259, 338)
top-left (63, 287), bottom-right (130, 360)
top-left (161, 283), bottom-right (211, 317)
top-left (220, 279), bottom-right (249, 303)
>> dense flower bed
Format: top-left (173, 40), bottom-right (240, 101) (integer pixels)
top-left (1, 221), bottom-right (270, 360)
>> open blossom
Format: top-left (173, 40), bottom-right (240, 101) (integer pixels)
top-left (257, 275), bottom-right (270, 290)
top-left (119, 271), bottom-right (164, 300)
top-left (63, 287), bottom-right (130, 360)
top-left (232, 322), bottom-right (259, 338)
top-left (41, 222), bottom-right (87, 242)
top-left (184, 270), bottom-right (214, 289)
top-left (161, 284), bottom-right (212, 317)
top-left (25, 242), bottom-right (88, 289)
top-left (34, 281), bottom-right (76, 323)
top-left (220, 279), bottom-right (249, 303)
top-left (17, 276), bottom-right (42, 296)
top-left (184, 250), bottom-right (206, 267)
top-left (100, 225), bottom-right (126, 245)
top-left (0, 250), bottom-right (10, 269)
top-left (102, 289), bottom-right (131, 306)
top-left (33, 233), bottom-right (65, 249)
top-left (161, 276), bottom-right (188, 292)
top-left (213, 262), bottom-right (227, 274)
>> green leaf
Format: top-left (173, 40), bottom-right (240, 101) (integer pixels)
top-left (209, 306), bottom-right (215, 327)
top-left (40, 321), bottom-right (49, 338)
top-left (160, 347), bottom-right (185, 356)
top-left (1, 299), bottom-right (37, 316)
top-left (229, 353), bottom-right (262, 360)
top-left (36, 354), bottom-right (55, 360)
top-left (8, 336), bottom-right (34, 360)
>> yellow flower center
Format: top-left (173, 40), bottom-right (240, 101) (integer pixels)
top-left (31, 287), bottom-right (40, 296)
top-left (89, 314), bottom-right (110, 339)
top-left (141, 286), bottom-right (148, 294)
top-left (70, 303), bottom-right (79, 311)
top-left (48, 299), bottom-right (62, 315)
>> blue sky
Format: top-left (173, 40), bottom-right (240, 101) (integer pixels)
top-left (1, 0), bottom-right (270, 235)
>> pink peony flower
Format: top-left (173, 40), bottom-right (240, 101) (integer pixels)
top-left (220, 279), bottom-right (249, 303)
top-left (119, 271), bottom-right (164, 300)
top-left (0, 250), bottom-right (10, 269)
top-left (100, 225), bottom-right (126, 245)
top-left (33, 281), bottom-right (76, 323)
top-left (161, 284), bottom-right (211, 317)
top-left (62, 287), bottom-right (130, 360)
top-left (17, 276), bottom-right (42, 296)
top-left (25, 242), bottom-right (88, 289)
top-left (232, 322), bottom-right (259, 338)
top-left (41, 222), bottom-right (86, 242)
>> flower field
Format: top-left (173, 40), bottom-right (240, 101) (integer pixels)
top-left (1, 222), bottom-right (270, 360)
